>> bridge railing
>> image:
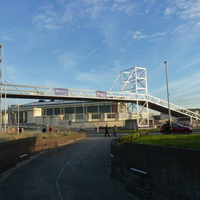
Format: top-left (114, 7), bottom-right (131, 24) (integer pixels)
top-left (2, 84), bottom-right (149, 101)
top-left (2, 84), bottom-right (200, 120)
top-left (148, 95), bottom-right (200, 120)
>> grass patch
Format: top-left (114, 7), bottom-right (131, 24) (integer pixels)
top-left (133, 134), bottom-right (200, 150)
top-left (0, 131), bottom-right (79, 143)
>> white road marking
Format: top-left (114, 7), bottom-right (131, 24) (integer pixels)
top-left (19, 154), bottom-right (28, 158)
top-left (130, 167), bottom-right (147, 175)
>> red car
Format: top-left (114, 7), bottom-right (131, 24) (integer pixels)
top-left (160, 123), bottom-right (192, 134)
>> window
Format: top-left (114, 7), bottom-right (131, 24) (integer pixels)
top-left (76, 114), bottom-right (83, 120)
top-left (99, 105), bottom-right (111, 113)
top-left (19, 112), bottom-right (24, 123)
top-left (173, 124), bottom-right (181, 128)
top-left (87, 106), bottom-right (98, 113)
top-left (92, 114), bottom-right (101, 119)
top-left (76, 107), bottom-right (86, 113)
top-left (111, 105), bottom-right (118, 112)
top-left (107, 114), bottom-right (115, 119)
top-left (65, 107), bottom-right (74, 114)
top-left (64, 115), bottom-right (69, 120)
top-left (54, 108), bottom-right (60, 115)
top-left (47, 108), bottom-right (53, 116)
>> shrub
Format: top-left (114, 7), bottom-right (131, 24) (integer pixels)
top-left (116, 130), bottom-right (148, 145)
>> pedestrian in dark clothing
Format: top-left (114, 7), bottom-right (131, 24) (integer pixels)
top-left (19, 127), bottom-right (22, 134)
top-left (105, 125), bottom-right (110, 137)
top-left (42, 127), bottom-right (46, 133)
top-left (113, 125), bottom-right (117, 137)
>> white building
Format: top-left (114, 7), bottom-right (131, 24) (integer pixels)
top-left (8, 100), bottom-right (134, 129)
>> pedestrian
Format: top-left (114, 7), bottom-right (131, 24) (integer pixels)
top-left (96, 125), bottom-right (99, 134)
top-left (80, 124), bottom-right (84, 132)
top-left (49, 126), bottom-right (53, 133)
top-left (19, 127), bottom-right (22, 134)
top-left (42, 127), bottom-right (46, 133)
top-left (105, 125), bottom-right (110, 137)
top-left (113, 125), bottom-right (117, 137)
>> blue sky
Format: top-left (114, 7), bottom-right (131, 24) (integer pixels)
top-left (1, 0), bottom-right (200, 108)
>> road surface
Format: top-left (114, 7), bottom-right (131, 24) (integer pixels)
top-left (0, 134), bottom-right (132, 200)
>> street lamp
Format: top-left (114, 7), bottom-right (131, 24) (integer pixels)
top-left (17, 104), bottom-right (19, 134)
top-left (164, 61), bottom-right (172, 128)
top-left (4, 81), bottom-right (8, 132)
top-left (0, 44), bottom-right (3, 132)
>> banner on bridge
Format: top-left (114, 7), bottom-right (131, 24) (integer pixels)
top-left (96, 91), bottom-right (107, 98)
top-left (55, 88), bottom-right (68, 96)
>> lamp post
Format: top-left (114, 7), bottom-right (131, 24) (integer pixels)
top-left (164, 61), bottom-right (172, 128)
top-left (4, 81), bottom-right (8, 132)
top-left (0, 44), bottom-right (3, 133)
top-left (17, 104), bottom-right (19, 134)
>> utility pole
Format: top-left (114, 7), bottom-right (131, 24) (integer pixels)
top-left (18, 104), bottom-right (19, 133)
top-left (0, 44), bottom-right (3, 133)
top-left (4, 81), bottom-right (8, 132)
top-left (164, 61), bottom-right (172, 128)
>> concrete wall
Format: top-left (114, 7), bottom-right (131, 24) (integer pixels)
top-left (111, 141), bottom-right (200, 200)
top-left (35, 114), bottom-right (125, 129)
top-left (0, 133), bottom-right (86, 176)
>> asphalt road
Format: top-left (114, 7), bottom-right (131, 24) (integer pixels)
top-left (0, 134), bottom-right (132, 200)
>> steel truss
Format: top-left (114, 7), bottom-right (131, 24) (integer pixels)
top-left (110, 67), bottom-right (149, 127)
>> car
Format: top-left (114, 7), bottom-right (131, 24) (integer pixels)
top-left (160, 123), bottom-right (192, 134)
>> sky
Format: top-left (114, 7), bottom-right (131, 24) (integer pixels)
top-left (1, 0), bottom-right (200, 108)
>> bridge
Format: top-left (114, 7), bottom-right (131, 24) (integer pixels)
top-left (0, 67), bottom-right (199, 127)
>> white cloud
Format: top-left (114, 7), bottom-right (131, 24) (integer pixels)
top-left (164, 7), bottom-right (176, 16)
top-left (76, 67), bottom-right (119, 89)
top-left (196, 22), bottom-right (200, 27)
top-left (165, 0), bottom-right (200, 19)
top-left (111, 2), bottom-right (138, 15)
top-left (174, 25), bottom-right (188, 33)
top-left (115, 0), bottom-right (127, 3)
top-left (5, 65), bottom-right (22, 81)
top-left (1, 36), bottom-right (12, 42)
top-left (58, 53), bottom-right (80, 71)
top-left (120, 48), bottom-right (127, 53)
top-left (44, 24), bottom-right (62, 30)
top-left (62, 6), bottom-right (76, 23)
top-left (32, 3), bottom-right (62, 30)
top-left (152, 72), bottom-right (200, 98)
top-left (95, 54), bottom-right (103, 58)
top-left (128, 30), bottom-right (149, 40)
top-left (152, 32), bottom-right (166, 37)
top-left (33, 0), bottom-right (147, 31)
top-left (125, 30), bottom-right (166, 42)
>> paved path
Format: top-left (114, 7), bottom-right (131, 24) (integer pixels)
top-left (0, 134), bottom-right (132, 200)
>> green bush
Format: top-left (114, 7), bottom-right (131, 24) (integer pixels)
top-left (116, 130), bottom-right (148, 145)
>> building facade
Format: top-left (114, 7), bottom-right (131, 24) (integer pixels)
top-left (8, 100), bottom-right (133, 129)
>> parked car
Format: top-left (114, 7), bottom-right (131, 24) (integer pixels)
top-left (160, 123), bottom-right (192, 134)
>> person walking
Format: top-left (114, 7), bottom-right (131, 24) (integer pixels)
top-left (113, 125), bottom-right (117, 137)
top-left (96, 125), bottom-right (99, 134)
top-left (49, 126), bottom-right (53, 133)
top-left (105, 125), bottom-right (110, 137)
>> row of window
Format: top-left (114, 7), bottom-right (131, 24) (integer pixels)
top-left (63, 113), bottom-right (116, 120)
top-left (44, 105), bottom-right (117, 116)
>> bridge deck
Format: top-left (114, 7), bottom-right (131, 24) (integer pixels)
top-left (1, 83), bottom-right (199, 120)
